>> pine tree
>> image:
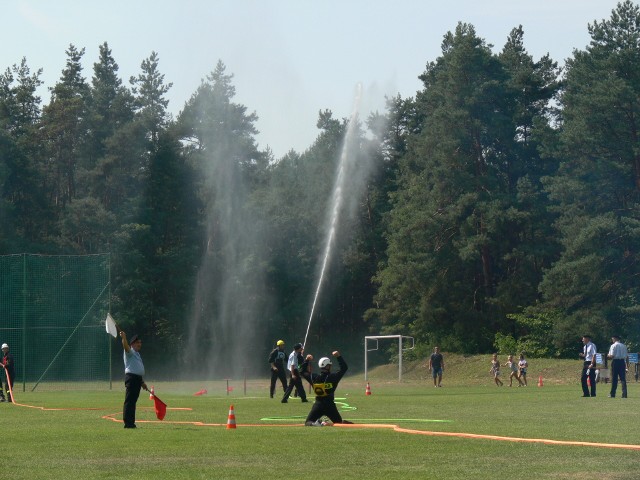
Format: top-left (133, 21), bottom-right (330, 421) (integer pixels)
top-left (370, 23), bottom-right (560, 351)
top-left (541, 1), bottom-right (640, 347)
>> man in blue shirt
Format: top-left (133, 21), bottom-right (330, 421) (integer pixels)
top-left (121, 331), bottom-right (147, 428)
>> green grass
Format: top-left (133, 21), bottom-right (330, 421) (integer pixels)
top-left (2, 358), bottom-right (639, 479)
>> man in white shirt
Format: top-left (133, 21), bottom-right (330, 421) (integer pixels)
top-left (607, 335), bottom-right (628, 398)
top-left (121, 331), bottom-right (148, 428)
top-left (281, 343), bottom-right (308, 403)
top-left (579, 335), bottom-right (597, 397)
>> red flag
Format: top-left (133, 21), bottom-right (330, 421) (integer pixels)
top-left (152, 394), bottom-right (167, 420)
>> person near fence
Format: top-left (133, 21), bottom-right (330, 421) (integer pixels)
top-left (1, 343), bottom-right (14, 402)
top-left (120, 332), bottom-right (147, 428)
top-left (607, 335), bottom-right (628, 398)
top-left (579, 335), bottom-right (597, 397)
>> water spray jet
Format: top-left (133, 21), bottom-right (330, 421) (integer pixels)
top-left (303, 83), bottom-right (363, 349)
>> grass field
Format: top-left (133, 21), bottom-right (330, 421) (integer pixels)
top-left (2, 356), bottom-right (639, 479)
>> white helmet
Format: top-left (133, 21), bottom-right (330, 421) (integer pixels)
top-left (1, 344), bottom-right (8, 350)
top-left (318, 357), bottom-right (332, 369)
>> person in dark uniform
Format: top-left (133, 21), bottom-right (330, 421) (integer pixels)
top-left (300, 350), bottom-right (351, 426)
top-left (268, 340), bottom-right (288, 398)
top-left (282, 343), bottom-right (307, 403)
top-left (1, 343), bottom-right (14, 402)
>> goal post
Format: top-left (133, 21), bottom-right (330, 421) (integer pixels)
top-left (364, 335), bottom-right (415, 382)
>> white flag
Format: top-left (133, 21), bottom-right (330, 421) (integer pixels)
top-left (105, 313), bottom-right (118, 338)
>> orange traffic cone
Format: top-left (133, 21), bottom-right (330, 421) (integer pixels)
top-left (149, 385), bottom-right (155, 399)
top-left (537, 376), bottom-right (543, 387)
top-left (226, 404), bottom-right (237, 429)
top-left (365, 382), bottom-right (372, 396)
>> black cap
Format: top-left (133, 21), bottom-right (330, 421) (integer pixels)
top-left (294, 343), bottom-right (303, 350)
top-left (129, 334), bottom-right (140, 344)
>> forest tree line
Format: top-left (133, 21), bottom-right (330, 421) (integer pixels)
top-left (1, 2), bottom-right (639, 368)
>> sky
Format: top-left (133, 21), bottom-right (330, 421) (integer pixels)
top-left (1, 0), bottom-right (623, 158)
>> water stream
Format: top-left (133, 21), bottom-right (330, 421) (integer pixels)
top-left (303, 83), bottom-right (363, 349)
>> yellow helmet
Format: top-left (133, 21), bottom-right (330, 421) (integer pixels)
top-left (276, 340), bottom-right (285, 346)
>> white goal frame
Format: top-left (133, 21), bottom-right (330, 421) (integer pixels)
top-left (364, 335), bottom-right (415, 382)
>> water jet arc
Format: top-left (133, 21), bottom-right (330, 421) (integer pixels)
top-left (303, 84), bottom-right (362, 349)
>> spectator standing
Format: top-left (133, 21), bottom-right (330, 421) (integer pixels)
top-left (428, 347), bottom-right (445, 387)
top-left (579, 335), bottom-right (597, 397)
top-left (607, 335), bottom-right (628, 398)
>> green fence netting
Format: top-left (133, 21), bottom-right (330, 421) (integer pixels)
top-left (0, 254), bottom-right (111, 391)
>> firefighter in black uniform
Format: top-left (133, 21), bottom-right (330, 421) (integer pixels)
top-left (300, 350), bottom-right (351, 426)
top-left (268, 340), bottom-right (287, 398)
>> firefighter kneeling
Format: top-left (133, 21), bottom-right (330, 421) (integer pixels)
top-left (300, 350), bottom-right (352, 426)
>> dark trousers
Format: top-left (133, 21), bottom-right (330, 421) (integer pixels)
top-left (282, 373), bottom-right (306, 401)
top-left (305, 398), bottom-right (342, 424)
top-left (581, 362), bottom-right (596, 397)
top-left (610, 359), bottom-right (628, 397)
top-left (123, 373), bottom-right (143, 427)
top-left (4, 370), bottom-right (14, 401)
top-left (270, 368), bottom-right (287, 397)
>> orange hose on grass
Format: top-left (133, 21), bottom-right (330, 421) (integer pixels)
top-left (333, 423), bottom-right (640, 451)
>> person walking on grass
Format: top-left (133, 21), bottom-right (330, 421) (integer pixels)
top-left (518, 353), bottom-right (528, 386)
top-left (504, 354), bottom-right (523, 387)
top-left (579, 335), bottom-right (597, 397)
top-left (428, 346), bottom-right (445, 387)
top-left (607, 335), bottom-right (628, 399)
top-left (490, 353), bottom-right (503, 386)
top-left (282, 343), bottom-right (308, 403)
top-left (121, 331), bottom-right (148, 428)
